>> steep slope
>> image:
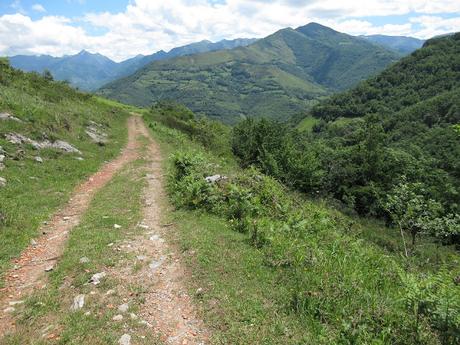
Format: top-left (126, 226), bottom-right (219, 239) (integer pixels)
top-left (285, 33), bottom-right (460, 216)
top-left (8, 38), bottom-right (256, 91)
top-left (99, 23), bottom-right (399, 123)
top-left (361, 34), bottom-right (425, 54)
top-left (312, 33), bottom-right (460, 121)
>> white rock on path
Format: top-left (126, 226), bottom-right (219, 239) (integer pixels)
top-left (114, 224), bottom-right (122, 229)
top-left (70, 294), bottom-right (85, 311)
top-left (118, 303), bottom-right (129, 313)
top-left (112, 314), bottom-right (123, 321)
top-left (118, 334), bottom-right (131, 345)
top-left (79, 257), bottom-right (90, 264)
top-left (89, 272), bottom-right (106, 285)
top-left (0, 112), bottom-right (22, 122)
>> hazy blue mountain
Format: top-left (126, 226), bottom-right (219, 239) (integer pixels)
top-left (8, 38), bottom-right (257, 90)
top-left (10, 50), bottom-right (120, 90)
top-left (361, 35), bottom-right (425, 54)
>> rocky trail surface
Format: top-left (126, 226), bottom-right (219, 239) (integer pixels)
top-left (0, 116), bottom-right (208, 344)
top-left (114, 118), bottom-right (208, 344)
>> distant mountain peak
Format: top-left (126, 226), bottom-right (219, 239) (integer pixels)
top-left (297, 22), bottom-right (339, 33)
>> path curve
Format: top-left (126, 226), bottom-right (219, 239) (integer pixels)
top-left (0, 116), bottom-right (143, 337)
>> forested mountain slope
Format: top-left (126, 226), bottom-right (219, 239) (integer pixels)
top-left (232, 33), bottom-right (460, 237)
top-left (98, 23), bottom-right (399, 123)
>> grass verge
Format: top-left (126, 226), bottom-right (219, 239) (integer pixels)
top-left (1, 153), bottom-right (161, 344)
top-left (0, 63), bottom-right (139, 285)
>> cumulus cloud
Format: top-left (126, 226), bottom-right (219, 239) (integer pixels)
top-left (31, 4), bottom-right (46, 13)
top-left (0, 0), bottom-right (459, 61)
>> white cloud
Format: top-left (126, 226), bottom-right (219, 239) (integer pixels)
top-left (31, 4), bottom-right (46, 13)
top-left (0, 0), bottom-right (459, 61)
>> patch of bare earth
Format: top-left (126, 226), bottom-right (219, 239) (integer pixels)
top-left (114, 121), bottom-right (209, 344)
top-left (0, 116), bottom-right (143, 337)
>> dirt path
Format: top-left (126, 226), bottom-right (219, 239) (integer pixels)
top-left (0, 116), bottom-right (208, 343)
top-left (0, 116), bottom-right (143, 336)
top-left (115, 119), bottom-right (209, 344)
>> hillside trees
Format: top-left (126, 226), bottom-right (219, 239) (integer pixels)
top-left (231, 115), bottom-right (460, 247)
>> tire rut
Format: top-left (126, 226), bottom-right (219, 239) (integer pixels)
top-left (0, 116), bottom-right (143, 337)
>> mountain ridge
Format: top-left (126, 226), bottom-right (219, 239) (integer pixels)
top-left (99, 22), bottom-right (400, 123)
top-left (8, 38), bottom-right (257, 91)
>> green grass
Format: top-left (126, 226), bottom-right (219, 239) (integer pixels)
top-left (0, 63), bottom-right (139, 286)
top-left (1, 154), bottom-right (161, 345)
top-left (297, 116), bottom-right (319, 131)
top-left (146, 114), bottom-right (460, 344)
top-left (166, 210), bottom-right (314, 344)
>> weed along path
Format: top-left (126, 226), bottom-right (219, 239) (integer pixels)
top-left (0, 116), bottom-right (142, 336)
top-left (0, 115), bottom-right (208, 344)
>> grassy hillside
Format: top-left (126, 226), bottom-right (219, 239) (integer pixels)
top-left (99, 23), bottom-right (398, 123)
top-left (0, 59), bottom-right (134, 284)
top-left (143, 103), bottom-right (460, 344)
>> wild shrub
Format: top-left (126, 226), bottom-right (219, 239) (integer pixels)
top-left (167, 148), bottom-right (459, 343)
top-left (400, 268), bottom-right (460, 344)
top-left (147, 101), bottom-right (231, 156)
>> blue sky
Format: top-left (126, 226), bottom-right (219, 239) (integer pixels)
top-left (0, 0), bottom-right (459, 61)
top-left (0, 0), bottom-right (128, 19)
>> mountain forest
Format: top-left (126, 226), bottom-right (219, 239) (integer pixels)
top-left (0, 16), bottom-right (459, 345)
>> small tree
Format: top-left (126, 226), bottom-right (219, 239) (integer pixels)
top-left (42, 69), bottom-right (54, 81)
top-left (385, 179), bottom-right (442, 256)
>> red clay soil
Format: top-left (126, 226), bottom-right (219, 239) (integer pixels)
top-left (0, 116), bottom-right (143, 337)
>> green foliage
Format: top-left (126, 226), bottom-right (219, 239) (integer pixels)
top-left (240, 35), bottom-right (460, 247)
top-left (385, 179), bottom-right (444, 250)
top-left (142, 110), bottom-right (460, 343)
top-left (166, 148), bottom-right (460, 344)
top-left (42, 69), bottom-right (54, 81)
top-left (400, 268), bottom-right (460, 344)
top-left (232, 118), bottom-right (325, 192)
top-left (311, 34), bottom-right (460, 122)
top-left (146, 100), bottom-right (232, 156)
